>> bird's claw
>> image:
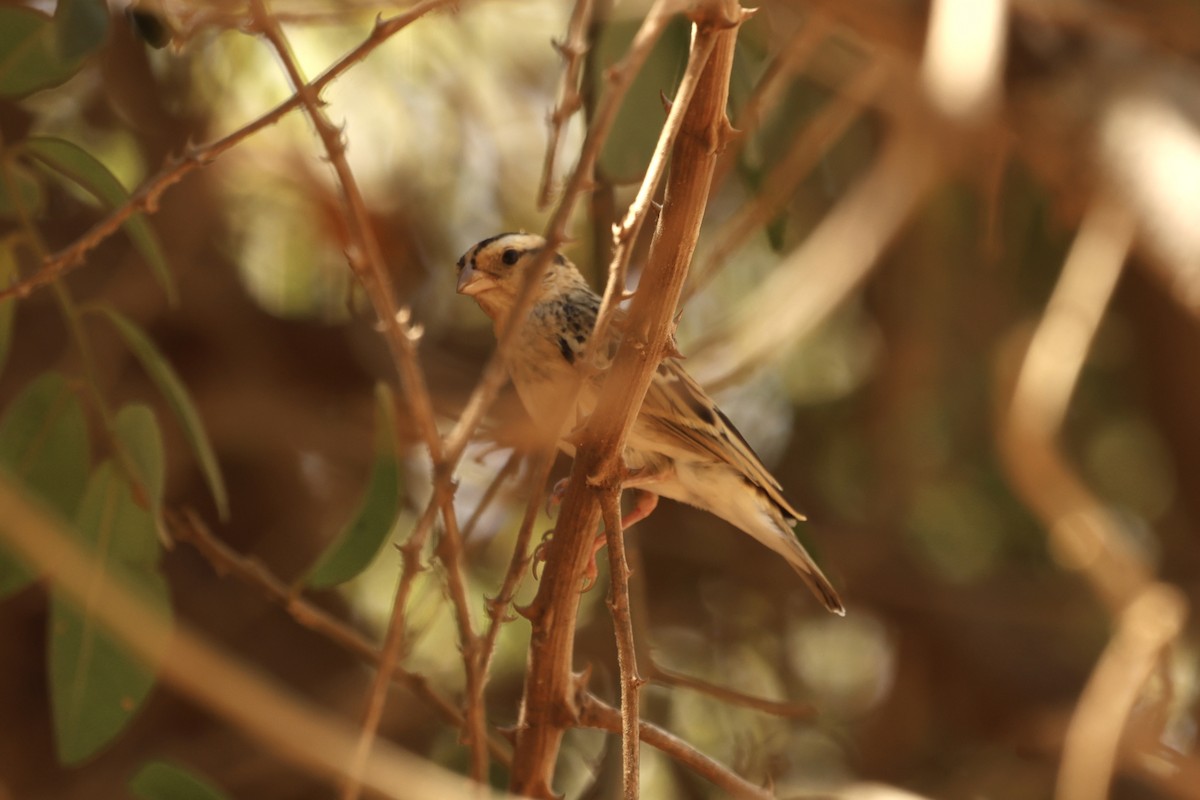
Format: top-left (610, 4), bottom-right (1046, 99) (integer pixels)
top-left (531, 528), bottom-right (555, 579)
top-left (530, 527), bottom-right (605, 593)
top-left (544, 477), bottom-right (569, 518)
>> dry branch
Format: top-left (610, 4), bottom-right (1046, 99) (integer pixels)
top-left (576, 693), bottom-right (773, 800)
top-left (1, 0), bottom-right (459, 302)
top-left (509, 3), bottom-right (743, 795)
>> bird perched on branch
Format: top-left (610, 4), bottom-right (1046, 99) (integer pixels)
top-left (456, 232), bottom-right (844, 615)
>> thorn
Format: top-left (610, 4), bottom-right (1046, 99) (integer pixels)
top-left (659, 89), bottom-right (673, 115)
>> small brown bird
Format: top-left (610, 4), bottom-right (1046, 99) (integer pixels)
top-left (456, 232), bottom-right (844, 614)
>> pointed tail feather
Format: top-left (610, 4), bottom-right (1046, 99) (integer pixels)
top-left (749, 519), bottom-right (845, 616)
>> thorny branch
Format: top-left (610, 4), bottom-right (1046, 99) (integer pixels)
top-left (167, 509), bottom-right (514, 766)
top-left (510, 3), bottom-right (742, 795)
top-left (0, 0), bottom-right (460, 302)
top-left (245, 0), bottom-right (486, 792)
top-left (599, 490), bottom-right (641, 798)
top-left (576, 693), bottom-right (773, 800)
top-left (537, 0), bottom-right (594, 210)
top-left (586, 26), bottom-right (720, 371)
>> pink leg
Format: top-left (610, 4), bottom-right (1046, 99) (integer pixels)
top-left (580, 490), bottom-right (660, 590)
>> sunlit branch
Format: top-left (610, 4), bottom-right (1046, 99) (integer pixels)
top-left (599, 490), bottom-right (642, 798)
top-left (538, 0), bottom-right (594, 210)
top-left (168, 509), bottom-right (514, 766)
top-left (1, 0), bottom-right (460, 303)
top-left (576, 692), bottom-right (773, 800)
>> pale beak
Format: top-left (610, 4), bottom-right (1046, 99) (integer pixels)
top-left (456, 264), bottom-right (496, 296)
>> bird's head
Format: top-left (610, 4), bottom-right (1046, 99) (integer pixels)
top-left (455, 232), bottom-right (578, 321)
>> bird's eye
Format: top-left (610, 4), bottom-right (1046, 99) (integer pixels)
top-left (501, 248), bottom-right (521, 266)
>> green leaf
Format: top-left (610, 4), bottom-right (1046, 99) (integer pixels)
top-left (96, 308), bottom-right (229, 520)
top-left (114, 404), bottom-right (166, 540)
top-left (0, 7), bottom-right (87, 97)
top-left (0, 372), bottom-right (90, 598)
top-left (55, 0), bottom-right (110, 64)
top-left (22, 138), bottom-right (175, 303)
top-left (130, 761), bottom-right (231, 800)
top-left (50, 461), bottom-right (171, 764)
top-left (0, 162), bottom-right (46, 219)
top-left (0, 240), bottom-right (19, 381)
top-left (307, 384), bottom-right (402, 588)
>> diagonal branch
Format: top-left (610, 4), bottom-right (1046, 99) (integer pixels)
top-left (1, 0), bottom-right (459, 302)
top-left (168, 509), bottom-right (514, 766)
top-left (576, 692), bottom-right (773, 800)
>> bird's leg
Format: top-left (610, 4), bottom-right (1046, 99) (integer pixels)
top-left (536, 464), bottom-right (672, 588)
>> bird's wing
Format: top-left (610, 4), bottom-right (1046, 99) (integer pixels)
top-left (638, 359), bottom-right (807, 523)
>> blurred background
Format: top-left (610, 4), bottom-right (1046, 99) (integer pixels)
top-left (0, 0), bottom-right (1198, 798)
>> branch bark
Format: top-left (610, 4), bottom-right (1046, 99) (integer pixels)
top-left (508, 3), bottom-right (744, 796)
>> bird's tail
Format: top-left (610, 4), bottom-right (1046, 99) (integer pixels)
top-left (747, 517), bottom-right (845, 616)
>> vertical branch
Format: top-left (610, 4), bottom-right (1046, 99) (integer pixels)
top-left (599, 491), bottom-right (641, 798)
top-left (509, 3), bottom-right (743, 796)
top-left (245, 1), bottom-right (488, 792)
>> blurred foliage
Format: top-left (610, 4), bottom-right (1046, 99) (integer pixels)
top-left (0, 1), bottom-right (1197, 799)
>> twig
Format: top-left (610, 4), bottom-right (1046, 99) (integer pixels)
top-left (710, 11), bottom-right (833, 192)
top-left (245, 0), bottom-right (486, 789)
top-left (478, 448), bottom-right (556, 676)
top-left (587, 27), bottom-right (720, 370)
top-left (1, 0), bottom-right (459, 302)
top-left (167, 509), bottom-right (514, 766)
top-left (645, 659), bottom-right (814, 719)
top-left (509, 4), bottom-right (742, 795)
top-left (538, 0), bottom-right (594, 210)
top-left (599, 491), bottom-right (642, 798)
top-left (576, 692), bottom-right (773, 800)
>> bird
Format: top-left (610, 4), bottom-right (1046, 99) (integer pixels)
top-left (455, 232), bottom-right (844, 615)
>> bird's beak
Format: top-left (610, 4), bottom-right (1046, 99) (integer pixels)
top-left (456, 264), bottom-right (495, 296)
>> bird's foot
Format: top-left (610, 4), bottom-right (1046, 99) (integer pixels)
top-left (531, 527), bottom-right (609, 592)
top-left (531, 528), bottom-right (555, 579)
